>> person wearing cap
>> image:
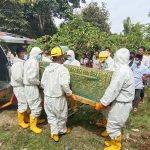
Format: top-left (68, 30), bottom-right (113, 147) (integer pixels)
top-left (10, 47), bottom-right (29, 129)
top-left (23, 47), bottom-right (45, 134)
top-left (64, 50), bottom-right (80, 66)
top-left (99, 51), bottom-right (115, 71)
top-left (95, 48), bottom-right (135, 150)
top-left (41, 47), bottom-right (76, 142)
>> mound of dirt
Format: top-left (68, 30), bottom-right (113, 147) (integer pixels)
top-left (125, 132), bottom-right (150, 150)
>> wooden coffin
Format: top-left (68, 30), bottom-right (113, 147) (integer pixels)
top-left (40, 62), bottom-right (112, 106)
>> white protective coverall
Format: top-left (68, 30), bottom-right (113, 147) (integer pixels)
top-left (41, 63), bottom-right (72, 135)
top-left (100, 48), bottom-right (135, 139)
top-left (101, 56), bottom-right (115, 119)
top-left (102, 56), bottom-right (115, 71)
top-left (23, 47), bottom-right (42, 118)
top-left (64, 50), bottom-right (80, 66)
top-left (11, 57), bottom-right (27, 113)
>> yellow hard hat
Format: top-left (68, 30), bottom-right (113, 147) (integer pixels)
top-left (50, 47), bottom-right (63, 57)
top-left (99, 51), bottom-right (110, 63)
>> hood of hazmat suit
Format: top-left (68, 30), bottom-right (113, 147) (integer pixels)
top-left (100, 48), bottom-right (135, 106)
top-left (29, 47), bottom-right (42, 59)
top-left (113, 48), bottom-right (130, 69)
top-left (41, 63), bottom-right (72, 97)
top-left (64, 50), bottom-right (80, 66)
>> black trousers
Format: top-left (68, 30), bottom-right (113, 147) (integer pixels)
top-left (133, 89), bottom-right (142, 108)
top-left (140, 88), bottom-right (144, 100)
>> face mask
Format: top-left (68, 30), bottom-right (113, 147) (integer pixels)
top-left (36, 54), bottom-right (42, 61)
top-left (134, 60), bottom-right (140, 65)
top-left (67, 56), bottom-right (73, 61)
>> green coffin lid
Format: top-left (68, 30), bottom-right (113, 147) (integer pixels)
top-left (40, 62), bottom-right (112, 103)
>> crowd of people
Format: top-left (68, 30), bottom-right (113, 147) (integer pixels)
top-left (9, 46), bottom-right (150, 150)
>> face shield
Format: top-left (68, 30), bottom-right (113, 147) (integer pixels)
top-left (67, 55), bottom-right (73, 61)
top-left (66, 50), bottom-right (75, 61)
top-left (36, 54), bottom-right (42, 62)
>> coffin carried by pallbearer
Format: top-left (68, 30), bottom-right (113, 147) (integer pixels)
top-left (40, 62), bottom-right (112, 107)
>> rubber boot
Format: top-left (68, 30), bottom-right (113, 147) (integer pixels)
top-left (104, 135), bottom-right (122, 150)
top-left (101, 130), bottom-right (109, 137)
top-left (24, 112), bottom-right (45, 124)
top-left (51, 134), bottom-right (59, 142)
top-left (104, 140), bottom-right (112, 147)
top-left (30, 115), bottom-right (42, 134)
top-left (18, 111), bottom-right (29, 129)
top-left (104, 131), bottom-right (122, 146)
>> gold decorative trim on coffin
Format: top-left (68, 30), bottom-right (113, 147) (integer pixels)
top-left (40, 62), bottom-right (112, 106)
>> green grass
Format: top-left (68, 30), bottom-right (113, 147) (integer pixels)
top-left (0, 88), bottom-right (149, 150)
top-left (126, 88), bottom-right (150, 132)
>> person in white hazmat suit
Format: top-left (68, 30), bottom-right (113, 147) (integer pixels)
top-left (11, 47), bottom-right (29, 129)
top-left (99, 51), bottom-right (115, 71)
top-left (41, 47), bottom-right (76, 142)
top-left (24, 47), bottom-right (45, 134)
top-left (64, 50), bottom-right (80, 109)
top-left (64, 50), bottom-right (80, 66)
top-left (95, 48), bottom-right (135, 150)
top-left (98, 50), bottom-right (115, 137)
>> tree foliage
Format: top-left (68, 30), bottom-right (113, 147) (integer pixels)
top-left (22, 1), bottom-right (58, 37)
top-left (0, 0), bottom-right (85, 37)
top-left (81, 2), bottom-right (110, 33)
top-left (0, 0), bottom-right (29, 35)
top-left (50, 17), bottom-right (107, 55)
top-left (28, 35), bottom-right (52, 51)
top-left (18, 0), bottom-right (85, 19)
top-left (123, 17), bottom-right (132, 34)
top-left (2, 0), bottom-right (150, 56)
top-left (30, 16), bottom-right (150, 56)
